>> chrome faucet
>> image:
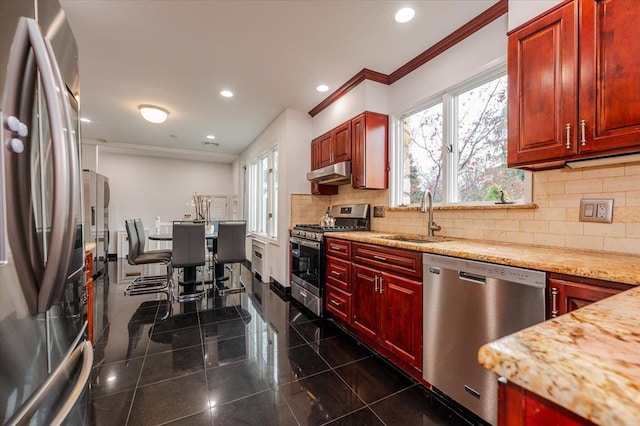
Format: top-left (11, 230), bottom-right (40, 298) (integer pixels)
top-left (420, 189), bottom-right (441, 237)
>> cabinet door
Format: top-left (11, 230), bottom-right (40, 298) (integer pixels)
top-left (379, 272), bottom-right (422, 369)
top-left (507, 1), bottom-right (577, 167)
top-left (578, 0), bottom-right (640, 155)
top-left (352, 264), bottom-right (379, 342)
top-left (332, 121), bottom-right (351, 163)
top-left (318, 133), bottom-right (333, 168)
top-left (548, 278), bottom-right (624, 318)
top-left (310, 138), bottom-right (338, 195)
top-left (351, 112), bottom-right (388, 189)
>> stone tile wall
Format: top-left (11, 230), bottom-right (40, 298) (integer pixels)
top-left (290, 162), bottom-right (640, 255)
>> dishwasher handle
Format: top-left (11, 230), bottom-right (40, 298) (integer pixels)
top-left (458, 271), bottom-right (486, 284)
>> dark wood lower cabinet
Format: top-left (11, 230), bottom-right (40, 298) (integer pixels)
top-left (547, 273), bottom-right (631, 319)
top-left (499, 381), bottom-right (595, 426)
top-left (351, 263), bottom-right (422, 373)
top-left (325, 241), bottom-right (423, 377)
top-left (379, 272), bottom-right (422, 369)
top-left (352, 264), bottom-right (379, 342)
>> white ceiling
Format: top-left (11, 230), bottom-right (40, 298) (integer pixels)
top-left (60, 0), bottom-right (499, 162)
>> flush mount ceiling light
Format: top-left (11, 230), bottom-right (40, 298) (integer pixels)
top-left (316, 84), bottom-right (329, 93)
top-left (206, 135), bottom-right (216, 140)
top-left (395, 7), bottom-right (415, 23)
top-left (220, 90), bottom-right (233, 98)
top-left (80, 117), bottom-right (91, 123)
top-left (138, 105), bottom-right (169, 123)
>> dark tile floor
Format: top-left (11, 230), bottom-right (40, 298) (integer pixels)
top-left (89, 260), bottom-right (476, 426)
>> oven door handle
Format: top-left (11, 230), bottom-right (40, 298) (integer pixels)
top-left (290, 237), bottom-right (321, 250)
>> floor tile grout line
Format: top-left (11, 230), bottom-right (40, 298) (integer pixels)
top-left (123, 298), bottom-right (161, 426)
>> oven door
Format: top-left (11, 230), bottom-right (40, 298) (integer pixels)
top-left (289, 236), bottom-right (323, 316)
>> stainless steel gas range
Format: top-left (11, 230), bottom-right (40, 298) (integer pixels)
top-left (289, 204), bottom-right (370, 316)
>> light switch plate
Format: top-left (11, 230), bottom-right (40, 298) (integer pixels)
top-left (579, 198), bottom-right (613, 223)
top-left (373, 206), bottom-right (385, 218)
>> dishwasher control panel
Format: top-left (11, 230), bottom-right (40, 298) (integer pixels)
top-left (423, 254), bottom-right (546, 287)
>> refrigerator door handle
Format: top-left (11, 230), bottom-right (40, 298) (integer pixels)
top-left (2, 17), bottom-right (76, 312)
top-left (6, 323), bottom-right (92, 426)
top-left (38, 35), bottom-right (80, 311)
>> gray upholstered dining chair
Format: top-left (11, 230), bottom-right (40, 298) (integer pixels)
top-left (123, 219), bottom-right (172, 297)
top-left (214, 220), bottom-right (247, 295)
top-left (134, 218), bottom-right (172, 257)
top-left (172, 220), bottom-right (206, 302)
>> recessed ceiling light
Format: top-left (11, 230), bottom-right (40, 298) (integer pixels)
top-left (220, 90), bottom-right (233, 98)
top-left (80, 117), bottom-right (91, 123)
top-left (206, 135), bottom-right (216, 140)
top-left (316, 84), bottom-right (329, 93)
top-left (395, 7), bottom-right (415, 23)
top-left (138, 105), bottom-right (169, 123)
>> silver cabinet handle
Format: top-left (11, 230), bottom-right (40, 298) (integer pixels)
top-left (550, 287), bottom-right (558, 318)
top-left (330, 300), bottom-right (341, 307)
top-left (373, 255), bottom-right (386, 261)
top-left (565, 123), bottom-right (571, 149)
top-left (374, 275), bottom-right (379, 293)
top-left (379, 277), bottom-right (384, 294)
top-left (331, 245), bottom-right (343, 251)
top-left (331, 270), bottom-right (341, 276)
top-left (580, 119), bottom-right (587, 146)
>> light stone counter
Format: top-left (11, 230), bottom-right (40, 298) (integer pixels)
top-left (478, 287), bottom-right (640, 425)
top-left (325, 231), bottom-right (640, 285)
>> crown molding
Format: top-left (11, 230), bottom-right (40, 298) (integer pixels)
top-left (308, 0), bottom-right (508, 117)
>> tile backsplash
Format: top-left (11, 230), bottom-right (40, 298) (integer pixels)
top-left (291, 162), bottom-right (640, 255)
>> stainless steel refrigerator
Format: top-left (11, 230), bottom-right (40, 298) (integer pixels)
top-left (0, 0), bottom-right (93, 424)
top-left (83, 170), bottom-right (110, 276)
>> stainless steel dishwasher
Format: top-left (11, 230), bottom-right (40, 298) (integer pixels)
top-left (422, 253), bottom-right (546, 425)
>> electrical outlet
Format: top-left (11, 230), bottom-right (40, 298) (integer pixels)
top-left (579, 198), bottom-right (613, 223)
top-left (373, 206), bottom-right (385, 218)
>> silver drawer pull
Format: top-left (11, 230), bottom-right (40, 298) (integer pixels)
top-left (580, 119), bottom-right (587, 146)
top-left (331, 246), bottom-right (343, 251)
top-left (565, 123), bottom-right (571, 149)
top-left (331, 271), bottom-right (341, 276)
top-left (373, 255), bottom-right (386, 261)
top-left (330, 300), bottom-right (341, 307)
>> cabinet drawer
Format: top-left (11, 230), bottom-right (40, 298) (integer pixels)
top-left (352, 243), bottom-right (422, 280)
top-left (326, 256), bottom-right (351, 292)
top-left (325, 285), bottom-right (351, 324)
top-left (326, 238), bottom-right (351, 260)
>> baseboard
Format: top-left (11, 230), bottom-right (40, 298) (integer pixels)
top-left (269, 278), bottom-right (291, 300)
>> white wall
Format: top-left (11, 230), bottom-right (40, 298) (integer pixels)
top-left (236, 109), bottom-right (312, 285)
top-left (96, 151), bottom-right (233, 253)
top-left (312, 80), bottom-right (390, 138)
top-left (508, 0), bottom-right (564, 31)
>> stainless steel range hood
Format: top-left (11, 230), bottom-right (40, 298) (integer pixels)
top-left (306, 161), bottom-right (352, 185)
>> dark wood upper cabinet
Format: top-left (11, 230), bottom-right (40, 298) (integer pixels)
top-left (310, 111), bottom-right (388, 191)
top-left (317, 122), bottom-right (351, 169)
top-left (508, 0), bottom-right (640, 169)
top-left (351, 112), bottom-right (388, 189)
top-left (310, 138), bottom-right (338, 195)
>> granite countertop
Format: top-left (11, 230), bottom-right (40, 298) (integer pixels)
top-left (325, 231), bottom-right (640, 285)
top-left (478, 287), bottom-right (640, 425)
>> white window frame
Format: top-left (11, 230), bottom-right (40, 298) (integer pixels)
top-left (248, 142), bottom-right (279, 240)
top-left (390, 64), bottom-right (532, 207)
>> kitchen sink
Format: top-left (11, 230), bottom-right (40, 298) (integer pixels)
top-left (380, 235), bottom-right (450, 244)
